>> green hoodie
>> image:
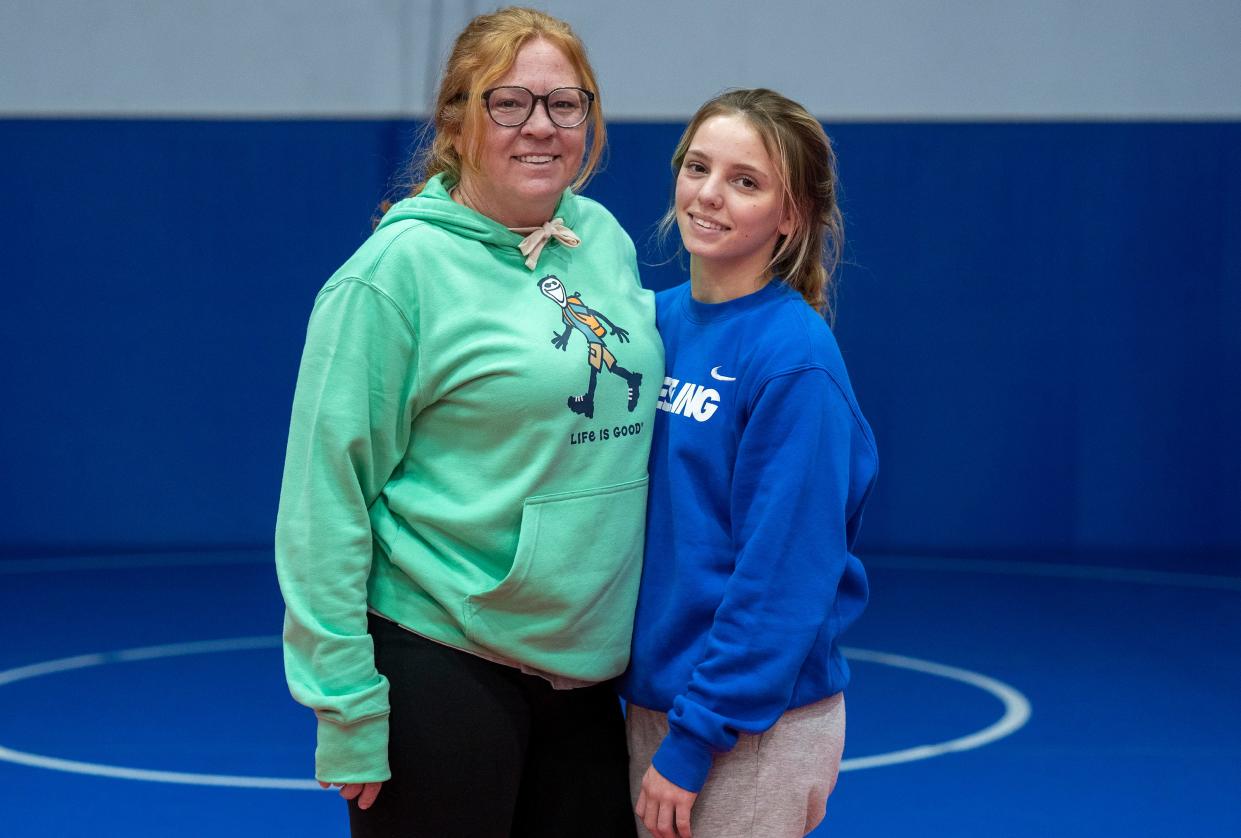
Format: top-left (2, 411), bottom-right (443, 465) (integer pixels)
top-left (275, 174), bottom-right (663, 783)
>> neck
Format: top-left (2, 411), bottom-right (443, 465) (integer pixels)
top-left (453, 178), bottom-right (558, 229)
top-left (689, 252), bottom-right (773, 304)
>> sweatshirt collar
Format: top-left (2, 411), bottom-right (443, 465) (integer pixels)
top-left (680, 277), bottom-right (791, 324)
top-left (377, 173), bottom-right (581, 270)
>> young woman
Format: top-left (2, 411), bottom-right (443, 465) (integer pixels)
top-left (619, 89), bottom-right (877, 838)
top-left (275, 8), bottom-right (660, 836)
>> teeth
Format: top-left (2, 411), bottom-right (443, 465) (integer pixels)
top-left (517, 155), bottom-right (555, 163)
top-left (693, 215), bottom-right (727, 231)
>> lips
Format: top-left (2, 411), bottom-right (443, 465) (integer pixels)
top-left (689, 213), bottom-right (729, 232)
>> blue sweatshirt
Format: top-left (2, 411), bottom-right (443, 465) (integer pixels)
top-left (619, 279), bottom-right (877, 793)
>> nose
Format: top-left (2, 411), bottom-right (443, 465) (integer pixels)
top-left (698, 174), bottom-right (724, 209)
top-left (521, 99), bottom-right (557, 139)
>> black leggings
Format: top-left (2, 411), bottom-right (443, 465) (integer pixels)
top-left (348, 614), bottom-right (637, 838)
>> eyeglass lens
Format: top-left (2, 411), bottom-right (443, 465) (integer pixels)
top-left (488, 87), bottom-right (590, 128)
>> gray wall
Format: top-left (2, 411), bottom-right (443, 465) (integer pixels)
top-left (3, 0), bottom-right (1240, 118)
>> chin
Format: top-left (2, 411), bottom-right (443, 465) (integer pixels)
top-left (514, 178), bottom-right (570, 202)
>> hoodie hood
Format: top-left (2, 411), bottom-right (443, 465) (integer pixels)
top-left (376, 173), bottom-right (580, 251)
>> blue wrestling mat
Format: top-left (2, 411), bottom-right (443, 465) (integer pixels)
top-left (1, 551), bottom-right (1236, 837)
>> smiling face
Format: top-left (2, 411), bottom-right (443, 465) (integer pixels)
top-left (675, 113), bottom-right (793, 285)
top-left (538, 274), bottom-right (567, 306)
top-left (455, 38), bottom-right (587, 228)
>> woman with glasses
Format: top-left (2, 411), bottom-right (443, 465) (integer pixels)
top-left (275, 7), bottom-right (660, 836)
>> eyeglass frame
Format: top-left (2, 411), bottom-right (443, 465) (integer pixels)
top-left (480, 86), bottom-right (596, 129)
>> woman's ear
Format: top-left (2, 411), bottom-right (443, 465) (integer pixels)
top-left (778, 204), bottom-right (797, 238)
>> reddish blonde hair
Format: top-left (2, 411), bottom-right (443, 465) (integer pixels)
top-left (392, 7), bottom-right (605, 207)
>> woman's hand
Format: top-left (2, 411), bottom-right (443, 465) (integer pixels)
top-left (635, 765), bottom-right (697, 838)
top-left (319, 781), bottom-right (383, 810)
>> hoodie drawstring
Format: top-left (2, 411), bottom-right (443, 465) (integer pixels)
top-left (512, 219), bottom-right (581, 270)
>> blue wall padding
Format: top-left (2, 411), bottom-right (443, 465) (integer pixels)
top-left (1, 119), bottom-right (1237, 558)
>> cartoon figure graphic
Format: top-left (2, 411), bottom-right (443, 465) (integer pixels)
top-left (538, 274), bottom-right (642, 419)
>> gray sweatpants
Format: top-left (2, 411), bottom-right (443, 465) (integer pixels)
top-left (626, 693), bottom-right (846, 838)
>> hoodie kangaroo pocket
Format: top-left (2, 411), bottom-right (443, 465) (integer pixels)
top-left (464, 476), bottom-right (648, 681)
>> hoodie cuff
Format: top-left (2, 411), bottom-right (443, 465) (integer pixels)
top-left (651, 727), bottom-right (715, 793)
top-left (314, 713), bottom-right (392, 783)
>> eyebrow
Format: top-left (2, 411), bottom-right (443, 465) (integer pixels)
top-left (685, 149), bottom-right (770, 178)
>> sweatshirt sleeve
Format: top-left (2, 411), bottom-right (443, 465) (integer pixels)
top-left (274, 277), bottom-right (419, 783)
top-left (651, 367), bottom-right (862, 792)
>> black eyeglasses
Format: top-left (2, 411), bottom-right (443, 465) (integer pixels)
top-left (481, 86), bottom-right (595, 128)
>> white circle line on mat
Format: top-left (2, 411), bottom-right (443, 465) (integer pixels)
top-left (0, 636), bottom-right (320, 790)
top-left (0, 638), bottom-right (1029, 786)
top-left (839, 646), bottom-right (1032, 771)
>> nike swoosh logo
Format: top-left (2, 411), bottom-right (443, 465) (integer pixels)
top-left (710, 366), bottom-right (737, 382)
